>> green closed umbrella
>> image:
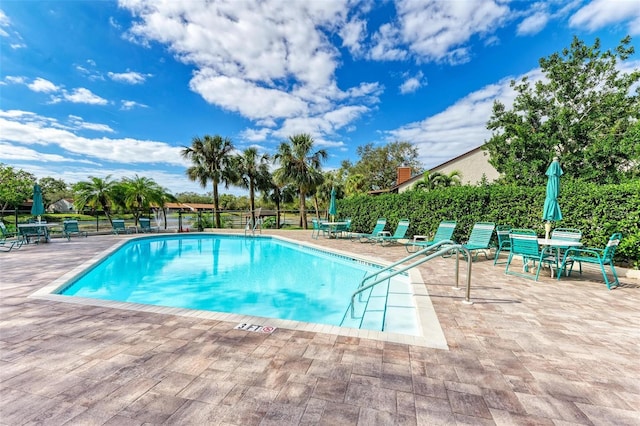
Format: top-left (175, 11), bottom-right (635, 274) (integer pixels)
top-left (31, 184), bottom-right (45, 222)
top-left (328, 187), bottom-right (337, 221)
top-left (542, 158), bottom-right (563, 239)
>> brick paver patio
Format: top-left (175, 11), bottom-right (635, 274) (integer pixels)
top-left (1, 230), bottom-right (638, 425)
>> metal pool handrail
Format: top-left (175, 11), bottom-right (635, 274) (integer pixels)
top-left (349, 240), bottom-right (473, 320)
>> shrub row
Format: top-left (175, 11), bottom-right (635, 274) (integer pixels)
top-left (338, 181), bottom-right (640, 267)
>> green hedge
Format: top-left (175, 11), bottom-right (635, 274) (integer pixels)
top-left (338, 181), bottom-right (640, 267)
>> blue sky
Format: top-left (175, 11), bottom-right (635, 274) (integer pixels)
top-left (1, 0), bottom-right (639, 195)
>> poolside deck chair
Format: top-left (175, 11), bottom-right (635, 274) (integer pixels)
top-left (138, 218), bottom-right (159, 233)
top-left (461, 222), bottom-right (495, 261)
top-left (0, 222), bottom-right (24, 250)
top-left (550, 228), bottom-right (582, 274)
top-left (557, 232), bottom-right (622, 290)
top-left (311, 218), bottom-right (329, 239)
top-left (505, 229), bottom-right (557, 281)
top-left (62, 220), bottom-right (88, 241)
top-left (493, 225), bottom-right (512, 265)
top-left (352, 218), bottom-right (387, 243)
top-left (405, 220), bottom-right (456, 253)
top-left (111, 219), bottom-right (132, 235)
top-left (372, 219), bottom-right (410, 246)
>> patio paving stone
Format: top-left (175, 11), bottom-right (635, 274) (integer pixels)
top-left (1, 230), bottom-right (639, 425)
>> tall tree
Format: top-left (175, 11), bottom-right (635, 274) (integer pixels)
top-left (0, 164), bottom-right (36, 214)
top-left (234, 148), bottom-right (270, 227)
top-left (181, 135), bottom-right (235, 228)
top-left (121, 175), bottom-right (164, 226)
top-left (38, 177), bottom-right (70, 209)
top-left (262, 179), bottom-right (296, 229)
top-left (273, 134), bottom-right (327, 229)
top-left (72, 175), bottom-right (118, 224)
top-left (484, 35), bottom-right (640, 185)
top-left (341, 141), bottom-right (423, 191)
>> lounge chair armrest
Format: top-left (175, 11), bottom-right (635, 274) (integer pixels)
top-left (565, 247), bottom-right (604, 257)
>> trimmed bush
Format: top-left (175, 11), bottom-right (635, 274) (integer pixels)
top-left (338, 181), bottom-right (640, 267)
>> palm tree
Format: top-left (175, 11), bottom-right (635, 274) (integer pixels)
top-left (181, 135), bottom-right (235, 228)
top-left (234, 148), bottom-right (270, 227)
top-left (414, 170), bottom-right (463, 191)
top-left (72, 175), bottom-right (118, 224)
top-left (262, 179), bottom-right (296, 229)
top-left (121, 175), bottom-right (163, 226)
top-left (273, 134), bottom-right (327, 229)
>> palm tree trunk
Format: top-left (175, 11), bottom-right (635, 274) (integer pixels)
top-left (313, 194), bottom-right (320, 220)
top-left (212, 180), bottom-right (221, 228)
top-left (275, 200), bottom-right (281, 229)
top-left (299, 189), bottom-right (307, 229)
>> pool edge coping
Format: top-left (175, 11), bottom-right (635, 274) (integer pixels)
top-left (28, 232), bottom-right (449, 350)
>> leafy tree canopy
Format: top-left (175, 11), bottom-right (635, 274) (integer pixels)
top-left (0, 163), bottom-right (36, 212)
top-left (38, 177), bottom-right (70, 208)
top-left (341, 141), bottom-right (423, 192)
top-left (484, 35), bottom-right (640, 185)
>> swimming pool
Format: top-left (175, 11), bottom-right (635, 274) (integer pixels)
top-left (31, 233), bottom-right (448, 348)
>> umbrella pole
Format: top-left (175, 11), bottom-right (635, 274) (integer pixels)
top-left (545, 221), bottom-right (552, 240)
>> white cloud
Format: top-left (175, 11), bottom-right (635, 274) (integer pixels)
top-left (0, 109), bottom-right (186, 167)
top-left (517, 11), bottom-right (550, 36)
top-left (386, 68), bottom-right (544, 168)
top-left (370, 0), bottom-right (510, 64)
top-left (53, 88), bottom-right (108, 105)
top-left (570, 0), bottom-right (640, 35)
top-left (119, 0), bottom-right (379, 141)
top-left (5, 75), bottom-right (26, 84)
top-left (68, 115), bottom-right (115, 133)
top-left (340, 18), bottom-right (367, 56)
top-left (27, 77), bottom-right (60, 93)
top-left (399, 71), bottom-right (425, 94)
top-left (108, 71), bottom-right (152, 84)
top-left (121, 100), bottom-right (148, 110)
top-left (0, 9), bottom-right (10, 37)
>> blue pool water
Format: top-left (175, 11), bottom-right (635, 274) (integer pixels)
top-left (59, 235), bottom-right (412, 330)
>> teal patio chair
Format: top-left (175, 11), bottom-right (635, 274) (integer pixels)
top-left (461, 222), bottom-right (495, 261)
top-left (18, 224), bottom-right (46, 244)
top-left (311, 218), bottom-right (328, 239)
top-left (333, 218), bottom-right (351, 239)
top-left (405, 220), bottom-right (456, 253)
top-left (493, 225), bottom-right (512, 265)
top-left (63, 220), bottom-right (88, 241)
top-left (505, 229), bottom-right (557, 281)
top-left (373, 219), bottom-right (410, 246)
top-left (550, 228), bottom-right (582, 275)
top-left (139, 218), bottom-right (159, 233)
top-left (557, 232), bottom-right (622, 290)
top-left (352, 218), bottom-right (387, 242)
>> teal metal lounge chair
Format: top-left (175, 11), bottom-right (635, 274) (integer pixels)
top-left (0, 222), bottom-right (24, 250)
top-left (405, 220), bottom-right (456, 253)
top-left (139, 218), bottom-right (159, 233)
top-left (557, 232), bottom-right (622, 290)
top-left (352, 218), bottom-right (387, 242)
top-left (505, 229), bottom-right (557, 281)
top-left (111, 219), bottom-right (131, 235)
top-left (461, 222), bottom-right (495, 261)
top-left (373, 219), bottom-right (410, 246)
top-left (493, 225), bottom-right (512, 265)
top-left (62, 220), bottom-right (88, 241)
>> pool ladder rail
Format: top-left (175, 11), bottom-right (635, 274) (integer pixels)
top-left (244, 209), bottom-right (262, 237)
top-left (342, 240), bottom-right (473, 331)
